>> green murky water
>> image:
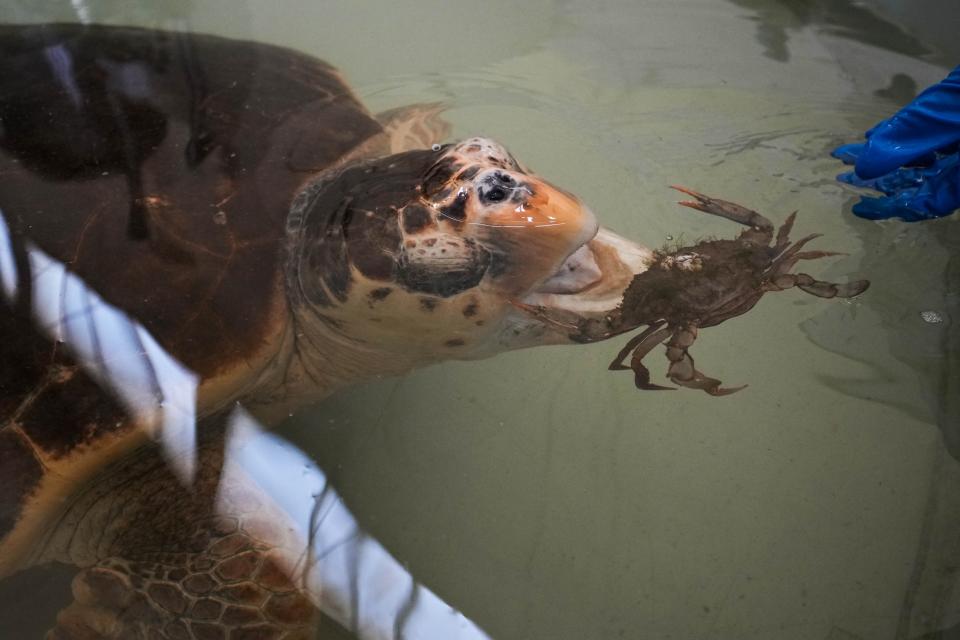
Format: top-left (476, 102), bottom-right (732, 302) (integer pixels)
top-left (2, 1), bottom-right (958, 638)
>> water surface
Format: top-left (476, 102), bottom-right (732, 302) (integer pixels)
top-left (2, 1), bottom-right (958, 639)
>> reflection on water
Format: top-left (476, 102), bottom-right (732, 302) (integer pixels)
top-left (873, 72), bottom-right (919, 104)
top-left (801, 218), bottom-right (959, 431)
top-left (725, 0), bottom-right (930, 63)
top-left (1, 1), bottom-right (959, 640)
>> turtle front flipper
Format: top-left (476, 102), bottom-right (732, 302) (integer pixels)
top-left (41, 412), bottom-right (494, 640)
top-left (48, 541), bottom-right (316, 640)
top-left (44, 431), bottom-right (319, 640)
top-left (376, 103), bottom-right (451, 153)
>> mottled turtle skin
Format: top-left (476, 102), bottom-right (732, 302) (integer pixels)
top-left (0, 23), bottom-right (645, 640)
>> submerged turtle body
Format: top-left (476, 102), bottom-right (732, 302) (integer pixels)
top-left (0, 23), bottom-right (380, 386)
top-left (0, 23), bottom-right (385, 573)
top-left (0, 23), bottom-right (646, 639)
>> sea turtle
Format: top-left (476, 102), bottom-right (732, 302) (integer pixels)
top-left (0, 23), bottom-right (649, 639)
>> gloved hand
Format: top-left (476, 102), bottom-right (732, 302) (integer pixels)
top-left (832, 65), bottom-right (960, 222)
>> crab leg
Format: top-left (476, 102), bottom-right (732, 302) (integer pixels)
top-left (663, 325), bottom-right (747, 396)
top-left (767, 233), bottom-right (824, 272)
top-left (765, 251), bottom-right (844, 285)
top-left (609, 323), bottom-right (674, 391)
top-left (670, 185), bottom-right (774, 234)
top-left (666, 353), bottom-right (747, 396)
top-left (609, 323), bottom-right (665, 369)
top-left (773, 211), bottom-right (798, 252)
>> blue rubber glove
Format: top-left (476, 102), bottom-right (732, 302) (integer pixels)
top-left (832, 66), bottom-right (960, 222)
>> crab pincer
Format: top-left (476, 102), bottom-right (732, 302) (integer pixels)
top-left (670, 185), bottom-right (774, 234)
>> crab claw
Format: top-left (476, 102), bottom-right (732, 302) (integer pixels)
top-left (768, 274), bottom-right (870, 299)
top-left (509, 299), bottom-right (626, 345)
top-left (670, 185), bottom-right (773, 233)
top-left (797, 277), bottom-right (870, 299)
top-left (508, 300), bottom-right (583, 332)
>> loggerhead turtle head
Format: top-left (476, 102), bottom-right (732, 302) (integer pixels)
top-left (286, 137), bottom-right (651, 384)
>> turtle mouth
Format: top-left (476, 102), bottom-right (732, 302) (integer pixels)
top-left (523, 227), bottom-right (654, 315)
top-left (534, 241), bottom-right (604, 295)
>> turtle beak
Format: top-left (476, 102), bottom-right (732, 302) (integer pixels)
top-left (477, 175), bottom-right (653, 342)
top-left (435, 139), bottom-right (655, 349)
top-left (491, 177), bottom-right (654, 313)
top-left (477, 175), bottom-right (600, 296)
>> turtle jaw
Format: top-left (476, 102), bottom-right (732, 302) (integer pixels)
top-left (515, 227), bottom-right (655, 341)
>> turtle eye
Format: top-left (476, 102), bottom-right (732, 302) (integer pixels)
top-left (478, 170), bottom-right (516, 204)
top-left (484, 186), bottom-right (507, 203)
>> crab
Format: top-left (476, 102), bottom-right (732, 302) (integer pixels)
top-left (517, 186), bottom-right (870, 395)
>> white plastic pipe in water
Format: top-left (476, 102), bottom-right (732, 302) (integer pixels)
top-left (0, 206), bottom-right (492, 640)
